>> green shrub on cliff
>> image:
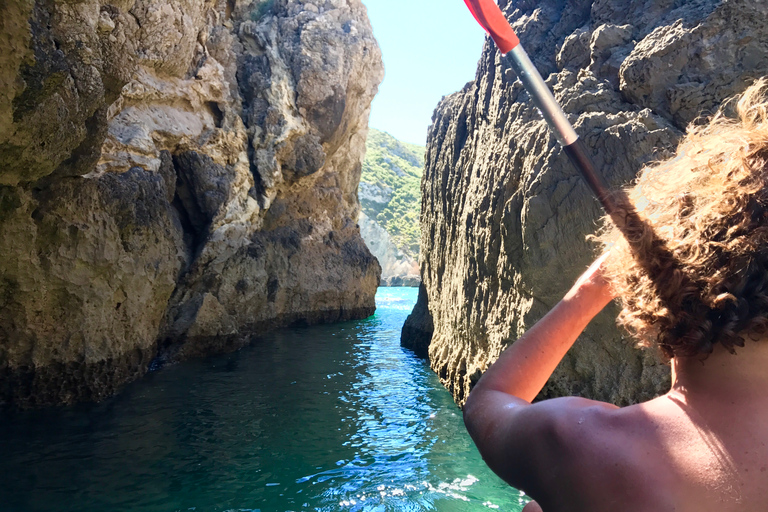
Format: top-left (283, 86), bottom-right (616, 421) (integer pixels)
top-left (360, 129), bottom-right (424, 258)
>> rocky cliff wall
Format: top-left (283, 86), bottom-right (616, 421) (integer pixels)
top-left (0, 0), bottom-right (383, 406)
top-left (403, 0), bottom-right (768, 406)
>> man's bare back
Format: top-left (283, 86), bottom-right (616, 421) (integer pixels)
top-left (464, 258), bottom-right (768, 511)
top-left (525, 372), bottom-right (768, 511)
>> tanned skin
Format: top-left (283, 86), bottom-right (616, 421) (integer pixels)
top-left (464, 254), bottom-right (768, 511)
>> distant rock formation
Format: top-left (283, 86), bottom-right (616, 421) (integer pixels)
top-left (358, 212), bottom-right (419, 286)
top-left (0, 0), bottom-right (383, 406)
top-left (403, 0), bottom-right (768, 405)
top-left (359, 129), bottom-right (422, 286)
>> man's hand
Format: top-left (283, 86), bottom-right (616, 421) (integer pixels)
top-left (562, 251), bottom-right (614, 316)
top-left (465, 254), bottom-right (614, 403)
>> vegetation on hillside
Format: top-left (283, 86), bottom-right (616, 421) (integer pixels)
top-left (360, 129), bottom-right (424, 259)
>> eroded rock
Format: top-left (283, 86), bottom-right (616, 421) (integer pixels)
top-left (408, 0), bottom-right (768, 406)
top-left (0, 0), bottom-right (383, 406)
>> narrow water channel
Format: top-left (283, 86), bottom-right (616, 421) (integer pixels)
top-left (0, 288), bottom-right (526, 512)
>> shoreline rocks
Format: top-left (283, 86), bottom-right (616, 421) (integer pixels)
top-left (0, 0), bottom-right (383, 407)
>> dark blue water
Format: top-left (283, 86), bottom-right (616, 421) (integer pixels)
top-left (0, 288), bottom-right (526, 511)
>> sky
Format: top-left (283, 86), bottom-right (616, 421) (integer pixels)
top-left (364, 0), bottom-right (487, 146)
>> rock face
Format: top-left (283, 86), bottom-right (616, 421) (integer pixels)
top-left (358, 211), bottom-right (419, 286)
top-left (0, 0), bottom-right (383, 406)
top-left (404, 0), bottom-right (768, 405)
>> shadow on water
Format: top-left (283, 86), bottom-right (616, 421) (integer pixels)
top-left (0, 288), bottom-right (525, 512)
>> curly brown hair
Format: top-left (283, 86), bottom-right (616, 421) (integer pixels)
top-left (596, 79), bottom-right (768, 359)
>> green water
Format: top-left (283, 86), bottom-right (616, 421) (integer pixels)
top-left (0, 288), bottom-right (526, 511)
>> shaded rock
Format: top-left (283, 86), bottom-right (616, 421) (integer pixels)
top-left (0, 168), bottom-right (185, 406)
top-left (401, 283), bottom-right (433, 359)
top-left (1, 0), bottom-right (107, 185)
top-left (173, 151), bottom-right (232, 236)
top-left (0, 0), bottom-right (383, 406)
top-left (409, 0), bottom-right (768, 406)
top-left (619, 0), bottom-right (768, 128)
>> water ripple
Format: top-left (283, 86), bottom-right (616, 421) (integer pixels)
top-left (0, 288), bottom-right (523, 512)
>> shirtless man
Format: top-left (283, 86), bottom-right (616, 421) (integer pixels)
top-left (463, 80), bottom-right (768, 511)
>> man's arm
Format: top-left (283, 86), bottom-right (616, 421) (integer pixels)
top-left (463, 254), bottom-right (617, 494)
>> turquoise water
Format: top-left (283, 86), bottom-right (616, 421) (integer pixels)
top-left (0, 288), bottom-right (525, 512)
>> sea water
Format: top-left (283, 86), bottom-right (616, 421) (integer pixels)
top-left (0, 288), bottom-right (526, 511)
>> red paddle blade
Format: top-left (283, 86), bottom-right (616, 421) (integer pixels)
top-left (463, 0), bottom-right (520, 54)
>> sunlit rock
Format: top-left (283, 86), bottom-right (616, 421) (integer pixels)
top-left (0, 0), bottom-right (383, 406)
top-left (406, 0), bottom-right (768, 406)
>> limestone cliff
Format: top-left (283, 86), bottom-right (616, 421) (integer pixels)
top-left (0, 0), bottom-right (383, 406)
top-left (403, 0), bottom-right (768, 405)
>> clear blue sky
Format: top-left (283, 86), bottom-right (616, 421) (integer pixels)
top-left (364, 0), bottom-right (486, 146)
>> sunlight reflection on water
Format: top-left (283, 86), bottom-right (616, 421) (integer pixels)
top-left (0, 288), bottom-right (524, 512)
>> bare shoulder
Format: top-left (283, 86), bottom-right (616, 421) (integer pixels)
top-left (522, 396), bottom-right (650, 466)
top-left (523, 398), bottom-right (675, 509)
top-left (466, 392), bottom-right (664, 508)
top-left (465, 392), bottom-right (618, 481)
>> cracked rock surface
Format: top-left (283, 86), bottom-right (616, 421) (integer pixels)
top-left (403, 0), bottom-right (768, 406)
top-left (0, 0), bottom-right (382, 406)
